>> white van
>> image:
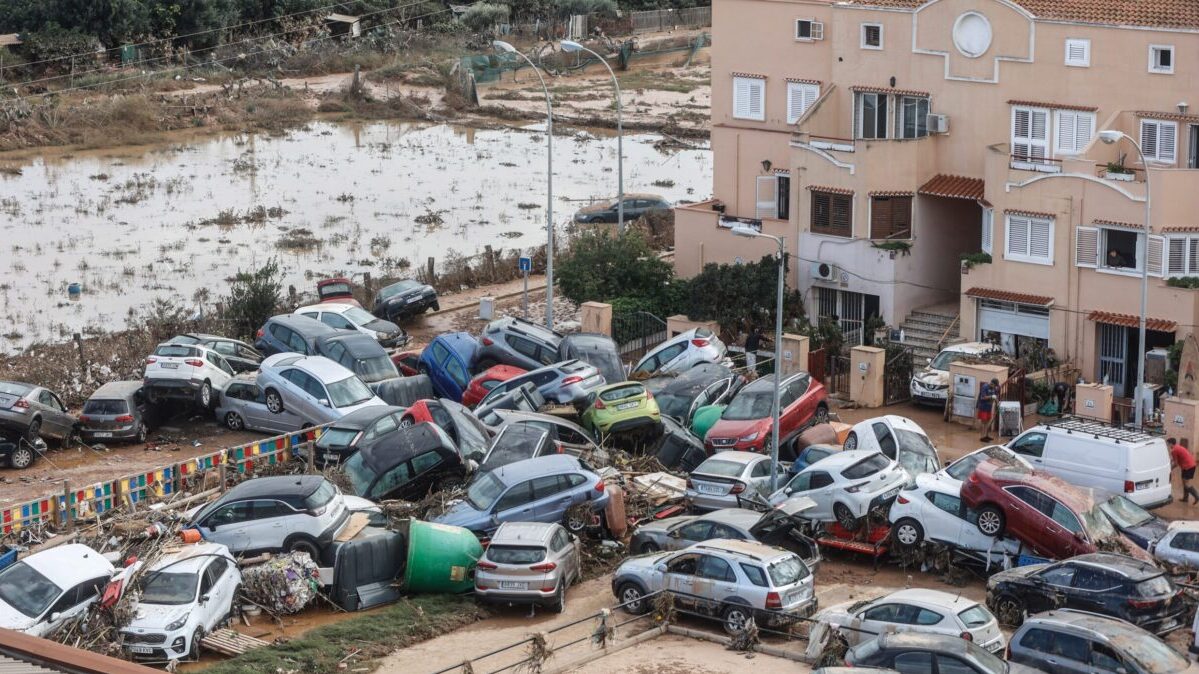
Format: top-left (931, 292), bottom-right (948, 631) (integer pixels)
top-left (1005, 418), bottom-right (1172, 508)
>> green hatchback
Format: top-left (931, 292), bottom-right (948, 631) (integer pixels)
top-left (581, 381), bottom-right (661, 437)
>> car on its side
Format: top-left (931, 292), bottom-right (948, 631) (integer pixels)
top-left (909, 341), bottom-right (1004, 407)
top-left (316, 277), bottom-right (362, 307)
top-left (631, 327), bottom-right (728, 377)
top-left (121, 543), bottom-right (241, 662)
top-left (397, 399), bottom-right (491, 461)
top-left (487, 409), bottom-right (604, 462)
top-left (768, 450), bottom-right (908, 531)
top-left (144, 343), bottom-right (235, 410)
top-left (845, 632), bottom-right (1043, 673)
top-left (887, 472), bottom-right (1022, 558)
top-left (256, 354), bottom-right (386, 426)
top-left (472, 382), bottom-right (545, 427)
top-left (686, 451), bottom-right (776, 512)
top-left (315, 332), bottom-right (402, 386)
top-left (1009, 609), bottom-right (1199, 674)
top-left (166, 334), bottom-right (263, 373)
top-left (818, 588), bottom-right (1006, 654)
top-left (79, 380), bottom-right (151, 445)
top-left (391, 349), bottom-right (424, 377)
top-left (478, 424), bottom-right (559, 471)
top-left (643, 363), bottom-right (744, 427)
top-left (312, 405), bottom-right (407, 468)
top-left (474, 522), bottom-right (582, 613)
top-left (986, 552), bottom-right (1187, 635)
top-left (461, 365), bottom-right (527, 408)
top-left (342, 422), bottom-right (471, 501)
top-left (0, 543), bottom-right (115, 637)
top-left (476, 316), bottom-right (563, 371)
top-left (372, 279), bottom-right (439, 322)
top-left (612, 539), bottom-right (816, 635)
top-left (432, 455), bottom-right (609, 536)
top-left (478, 360), bottom-right (606, 407)
top-left (574, 193), bottom-right (671, 224)
top-left (705, 372), bottom-right (828, 454)
top-left (1099, 493), bottom-right (1167, 550)
top-left (557, 333), bottom-right (625, 386)
top-left (651, 416), bottom-right (708, 473)
top-left (215, 374), bottom-right (307, 434)
top-left (419, 332), bottom-right (479, 402)
top-left (844, 415), bottom-right (942, 482)
top-left (296, 303), bottom-right (407, 348)
top-left (254, 314), bottom-right (347, 357)
top-left (580, 381), bottom-right (661, 437)
top-left (1150, 521), bottom-right (1199, 570)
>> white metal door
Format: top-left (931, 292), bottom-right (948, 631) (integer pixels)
top-left (1098, 323), bottom-right (1128, 397)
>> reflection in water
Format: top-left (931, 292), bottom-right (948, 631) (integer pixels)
top-left (0, 121), bottom-right (711, 352)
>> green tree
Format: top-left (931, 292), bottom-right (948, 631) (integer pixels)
top-left (557, 228), bottom-right (673, 308)
top-left (686, 254), bottom-right (800, 334)
top-left (221, 259), bottom-right (284, 340)
top-left (459, 2), bottom-right (509, 33)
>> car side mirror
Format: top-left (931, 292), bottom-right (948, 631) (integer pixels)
top-left (655, 563), bottom-right (667, 573)
top-left (50, 613), bottom-right (61, 623)
top-left (319, 399), bottom-right (330, 407)
top-left (200, 594), bottom-right (210, 604)
top-left (668, 529), bottom-right (681, 539)
top-left (785, 488), bottom-right (794, 496)
top-left (207, 522), bottom-right (218, 531)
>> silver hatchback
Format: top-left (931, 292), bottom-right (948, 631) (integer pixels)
top-left (474, 522), bottom-right (582, 613)
top-left (686, 451), bottom-right (775, 511)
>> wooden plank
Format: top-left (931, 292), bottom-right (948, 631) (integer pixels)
top-left (200, 628), bottom-right (270, 656)
top-left (335, 512), bottom-right (370, 542)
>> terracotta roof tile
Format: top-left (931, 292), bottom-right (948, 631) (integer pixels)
top-left (919, 174), bottom-right (985, 201)
top-left (869, 190), bottom-right (914, 198)
top-left (1162, 225), bottom-right (1199, 233)
top-left (1008, 99), bottom-right (1098, 112)
top-left (1093, 219), bottom-right (1144, 230)
top-left (1005, 208), bottom-right (1056, 219)
top-left (1088, 311), bottom-right (1177, 332)
top-left (786, 77), bottom-right (821, 85)
top-left (844, 0), bottom-right (1199, 29)
top-left (806, 185), bottom-right (854, 195)
top-left (851, 85), bottom-right (929, 98)
top-left (731, 72), bottom-right (766, 79)
top-left (966, 287), bottom-right (1054, 307)
top-left (1138, 111), bottom-right (1199, 124)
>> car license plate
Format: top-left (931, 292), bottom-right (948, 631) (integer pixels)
top-left (881, 487), bottom-right (900, 500)
top-left (407, 296), bottom-right (421, 304)
top-left (499, 581), bottom-right (527, 590)
top-left (322, 453), bottom-right (339, 462)
top-left (162, 363), bottom-right (178, 369)
top-left (618, 401), bottom-right (639, 410)
top-left (1136, 480), bottom-right (1154, 490)
top-left (93, 432), bottom-right (113, 438)
top-left (129, 645), bottom-right (153, 654)
top-left (697, 484), bottom-right (724, 495)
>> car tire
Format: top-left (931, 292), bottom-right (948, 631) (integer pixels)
top-left (287, 538), bottom-right (320, 560)
top-left (813, 404), bottom-right (830, 426)
top-left (564, 511), bottom-right (588, 534)
top-left (265, 390), bottom-right (284, 414)
top-left (135, 423), bottom-right (148, 444)
top-left (551, 583), bottom-right (567, 614)
top-left (844, 431), bottom-right (858, 450)
top-left (993, 594), bottom-right (1026, 627)
top-left (431, 302), bottom-right (440, 312)
top-left (8, 444), bottom-right (35, 469)
top-left (25, 418), bottom-right (41, 443)
top-left (63, 426), bottom-right (82, 447)
top-left (976, 505), bottom-right (1005, 537)
top-left (398, 416), bottom-right (415, 429)
top-left (225, 412), bottom-right (245, 431)
top-left (892, 518), bottom-right (924, 550)
top-left (618, 582), bottom-right (648, 615)
top-left (834, 502), bottom-right (860, 532)
top-left (721, 604), bottom-right (754, 636)
top-left (189, 627), bottom-right (204, 661)
top-left (638, 541), bottom-right (660, 554)
top-left (197, 381), bottom-right (213, 410)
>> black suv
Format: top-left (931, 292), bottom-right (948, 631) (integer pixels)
top-left (315, 332), bottom-right (400, 385)
top-left (373, 279), bottom-right (439, 322)
top-left (341, 422), bottom-right (468, 500)
top-left (986, 552), bottom-right (1187, 635)
top-left (254, 314), bottom-right (344, 357)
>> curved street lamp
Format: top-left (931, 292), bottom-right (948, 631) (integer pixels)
top-left (560, 39), bottom-right (625, 232)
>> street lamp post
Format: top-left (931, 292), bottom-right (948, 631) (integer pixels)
top-left (494, 40), bottom-right (556, 328)
top-left (560, 40), bottom-right (625, 232)
top-left (729, 225), bottom-right (786, 491)
top-left (1099, 129), bottom-right (1151, 427)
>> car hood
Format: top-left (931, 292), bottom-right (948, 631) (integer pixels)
top-left (706, 418), bottom-right (767, 438)
top-left (913, 368), bottom-right (950, 386)
top-left (1125, 517), bottom-right (1169, 545)
top-left (431, 500), bottom-right (484, 528)
top-left (384, 286), bottom-right (431, 302)
top-left (127, 603), bottom-right (190, 631)
top-left (617, 550), bottom-right (672, 573)
top-left (636, 515), bottom-right (694, 536)
top-left (343, 495), bottom-right (382, 514)
top-left (364, 318), bottom-right (401, 335)
top-left (0, 600), bottom-right (36, 632)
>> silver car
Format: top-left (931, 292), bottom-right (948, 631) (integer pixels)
top-left (686, 451), bottom-right (775, 511)
top-left (476, 316), bottom-right (564, 371)
top-left (256, 353), bottom-right (386, 426)
top-left (477, 359), bottom-right (606, 406)
top-left (817, 588), bottom-right (1006, 654)
top-left (612, 538), bottom-right (817, 635)
top-left (631, 327), bottom-right (729, 377)
top-left (474, 522), bottom-right (582, 613)
top-left (0, 381), bottom-right (78, 443)
top-left (216, 374), bottom-right (307, 434)
top-left (79, 380), bottom-right (150, 444)
top-left (1009, 609), bottom-right (1199, 674)
top-left (489, 409), bottom-right (609, 466)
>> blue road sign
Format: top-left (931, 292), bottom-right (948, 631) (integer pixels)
top-left (518, 256), bottom-right (532, 272)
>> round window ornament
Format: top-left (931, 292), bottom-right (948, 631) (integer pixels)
top-left (952, 12), bottom-right (992, 58)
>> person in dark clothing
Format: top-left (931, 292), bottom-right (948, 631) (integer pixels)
top-left (745, 327), bottom-right (764, 370)
top-left (978, 378), bottom-right (1000, 442)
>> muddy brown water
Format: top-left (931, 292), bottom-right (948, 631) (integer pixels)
top-left (0, 121), bottom-right (712, 353)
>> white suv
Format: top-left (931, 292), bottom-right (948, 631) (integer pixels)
top-left (144, 343), bottom-right (235, 409)
top-left (768, 450), bottom-right (907, 531)
top-left (910, 342), bottom-right (1003, 406)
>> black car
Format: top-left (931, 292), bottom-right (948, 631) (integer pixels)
top-left (478, 424), bottom-right (558, 471)
top-left (313, 405), bottom-right (407, 468)
top-left (254, 314), bottom-right (345, 357)
top-left (558, 333), bottom-right (625, 386)
top-left (342, 423), bottom-right (468, 501)
top-left (373, 279), bottom-right (439, 322)
top-left (573, 193), bottom-right (671, 224)
top-left (315, 332), bottom-right (401, 386)
top-left (473, 382), bottom-right (547, 427)
top-left (167, 333), bottom-right (264, 373)
top-left (0, 431), bottom-right (42, 469)
top-left (650, 415), bottom-right (707, 472)
top-left (643, 363), bottom-right (745, 426)
top-left (846, 632), bottom-right (1043, 673)
top-left (985, 552), bottom-right (1188, 635)
top-left (402, 399), bottom-right (492, 461)
top-left (1097, 493), bottom-right (1168, 550)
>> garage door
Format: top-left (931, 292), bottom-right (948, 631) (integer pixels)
top-left (977, 299), bottom-right (1050, 339)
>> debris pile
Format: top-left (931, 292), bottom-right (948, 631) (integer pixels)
top-left (241, 552), bottom-right (322, 614)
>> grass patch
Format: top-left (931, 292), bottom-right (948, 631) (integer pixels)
top-left (203, 595), bottom-right (484, 674)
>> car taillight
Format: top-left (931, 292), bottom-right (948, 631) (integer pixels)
top-left (256, 328), bottom-right (265, 338)
top-left (765, 591), bottom-right (782, 609)
top-left (1124, 480), bottom-right (1135, 493)
top-left (11, 398), bottom-right (28, 410)
top-left (530, 562), bottom-right (557, 572)
top-left (968, 472), bottom-right (980, 483)
top-left (896, 495), bottom-right (910, 505)
top-left (115, 415), bottom-right (134, 423)
top-left (477, 561), bottom-right (498, 570)
top-left (845, 482), bottom-right (867, 493)
top-left (482, 337), bottom-right (494, 346)
top-left (79, 415), bottom-right (91, 423)
top-left (595, 480), bottom-right (606, 493)
top-left (185, 359), bottom-right (204, 367)
top-left (959, 631), bottom-right (973, 642)
top-left (1128, 597), bottom-right (1162, 609)
top-left (729, 482), bottom-right (746, 494)
top-left (691, 338), bottom-right (710, 348)
top-left (593, 399), bottom-right (606, 409)
top-left (561, 376), bottom-right (583, 386)
top-left (308, 504), bottom-right (328, 517)
top-left (144, 357), bottom-right (157, 365)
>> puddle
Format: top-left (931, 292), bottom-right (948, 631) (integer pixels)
top-left (0, 121), bottom-right (712, 353)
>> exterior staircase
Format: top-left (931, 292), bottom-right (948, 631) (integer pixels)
top-left (899, 304), bottom-right (960, 362)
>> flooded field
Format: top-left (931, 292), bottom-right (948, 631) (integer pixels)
top-left (0, 121), bottom-right (711, 352)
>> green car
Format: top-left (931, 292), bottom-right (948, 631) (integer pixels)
top-left (689, 404), bottom-right (725, 441)
top-left (581, 381), bottom-right (661, 437)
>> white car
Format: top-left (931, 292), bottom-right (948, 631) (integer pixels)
top-left (844, 415), bottom-right (942, 482)
top-left (0, 543), bottom-right (115, 637)
top-left (817, 588), bottom-right (1006, 654)
top-left (122, 543), bottom-right (241, 662)
top-left (936, 445), bottom-right (1032, 491)
top-left (1152, 521), bottom-right (1199, 570)
top-left (910, 342), bottom-right (1003, 406)
top-left (631, 328), bottom-right (729, 377)
top-left (768, 449), bottom-right (908, 531)
top-left (144, 343), bottom-right (235, 409)
top-left (888, 473), bottom-right (1022, 561)
top-left (294, 303), bottom-right (407, 348)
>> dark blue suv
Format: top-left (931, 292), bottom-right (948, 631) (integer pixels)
top-left (419, 332), bottom-right (479, 402)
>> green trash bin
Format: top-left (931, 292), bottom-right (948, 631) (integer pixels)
top-left (404, 519), bottom-right (483, 594)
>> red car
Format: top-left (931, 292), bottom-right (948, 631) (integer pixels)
top-left (391, 349), bottom-right (423, 377)
top-left (960, 458), bottom-right (1150, 561)
top-left (703, 371), bottom-right (828, 456)
top-left (316, 278), bottom-right (362, 308)
top-left (461, 365), bottom-right (527, 408)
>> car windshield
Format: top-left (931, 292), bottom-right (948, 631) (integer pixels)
top-left (654, 393), bottom-right (691, 419)
top-left (1136, 574), bottom-right (1175, 597)
top-left (316, 427), bottom-right (360, 449)
top-left (956, 604), bottom-right (991, 628)
top-left (465, 472), bottom-right (506, 511)
top-left (141, 571), bottom-right (199, 605)
top-left (342, 453), bottom-right (377, 496)
top-left (1124, 631), bottom-right (1190, 673)
top-left (766, 556), bottom-right (809, 586)
top-left (327, 376), bottom-right (375, 408)
top-left (379, 280), bottom-right (421, 299)
top-left (320, 282), bottom-right (352, 296)
top-left (82, 399), bottom-right (129, 415)
top-left (694, 459), bottom-right (745, 478)
top-left (944, 447), bottom-right (1024, 481)
top-left (930, 350), bottom-right (970, 371)
top-left (486, 545), bottom-right (547, 564)
top-left (1081, 502), bottom-right (1119, 541)
top-left (841, 453), bottom-right (890, 479)
top-left (447, 406), bottom-right (490, 458)
top-left (722, 391), bottom-right (773, 420)
top-left (356, 355), bottom-right (400, 383)
top-left (898, 450), bottom-right (940, 477)
top-left (0, 562), bottom-right (63, 618)
top-left (0, 382), bottom-right (32, 397)
top-left (1099, 495), bottom-right (1153, 528)
top-left (343, 307), bottom-right (377, 324)
top-left (895, 429), bottom-right (936, 456)
top-left (600, 384), bottom-right (643, 402)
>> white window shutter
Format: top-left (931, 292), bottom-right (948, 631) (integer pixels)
top-left (1057, 112), bottom-right (1076, 154)
top-left (1148, 235), bottom-right (1166, 277)
top-left (804, 85), bottom-right (818, 111)
top-left (733, 78), bottom-right (748, 118)
top-left (1030, 218), bottom-right (1052, 259)
top-left (1012, 109), bottom-right (1030, 158)
top-left (1066, 39), bottom-right (1090, 66)
top-left (1168, 238), bottom-right (1187, 276)
top-left (981, 208), bottom-right (994, 254)
top-left (1007, 215), bottom-right (1030, 257)
top-left (1077, 113), bottom-right (1094, 151)
top-left (1160, 122), bottom-right (1177, 162)
top-left (787, 83), bottom-right (816, 124)
top-left (1075, 226), bottom-right (1099, 268)
top-left (1141, 120), bottom-right (1159, 159)
top-left (1029, 110), bottom-right (1048, 159)
top-left (756, 176), bottom-right (778, 219)
top-left (811, 21), bottom-right (824, 40)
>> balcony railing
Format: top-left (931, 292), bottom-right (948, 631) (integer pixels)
top-left (1010, 154), bottom-right (1062, 174)
top-left (807, 134), bottom-right (856, 152)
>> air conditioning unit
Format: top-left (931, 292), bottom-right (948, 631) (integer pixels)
top-left (810, 261), bottom-right (839, 282)
top-left (927, 113), bottom-right (950, 134)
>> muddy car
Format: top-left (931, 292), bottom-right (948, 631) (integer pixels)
top-left (79, 380), bottom-right (151, 445)
top-left (0, 381), bottom-right (79, 443)
top-left (316, 277), bottom-right (362, 307)
top-left (373, 279), bottom-right (439, 321)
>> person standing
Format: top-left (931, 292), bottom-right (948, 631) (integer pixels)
top-left (745, 326), bottom-right (763, 371)
top-left (1170, 437), bottom-right (1199, 505)
top-left (978, 378), bottom-right (999, 442)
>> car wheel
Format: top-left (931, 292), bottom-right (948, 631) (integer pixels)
top-left (551, 583), bottom-right (567, 614)
top-left (398, 416), bottom-right (415, 429)
top-left (618, 583), bottom-right (648, 615)
top-left (834, 502), bottom-right (860, 532)
top-left (198, 381), bottom-right (213, 409)
top-left (721, 604), bottom-right (753, 635)
top-left (431, 302), bottom-right (440, 312)
top-left (287, 538), bottom-right (320, 560)
top-left (135, 423), bottom-right (148, 444)
top-left (265, 390), bottom-right (284, 414)
top-left (189, 627), bottom-right (204, 661)
top-left (225, 412), bottom-right (245, 431)
top-left (993, 594), bottom-right (1026, 627)
top-left (844, 431), bottom-right (858, 450)
top-left (25, 418), bottom-right (41, 442)
top-left (813, 404), bottom-right (829, 425)
top-left (565, 511), bottom-right (588, 534)
top-left (8, 444), bottom-right (34, 469)
top-left (638, 541), bottom-right (660, 554)
top-left (976, 506), bottom-right (1005, 537)
top-left (63, 426), bottom-right (82, 447)
top-left (892, 518), bottom-right (924, 549)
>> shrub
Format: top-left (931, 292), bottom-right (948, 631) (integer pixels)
top-left (221, 259), bottom-right (283, 341)
top-left (556, 229), bottom-right (673, 307)
top-left (460, 3), bottom-right (510, 33)
top-left (687, 255), bottom-right (801, 334)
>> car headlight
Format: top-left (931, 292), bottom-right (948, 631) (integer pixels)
top-left (165, 614), bottom-right (190, 632)
top-left (739, 431), bottom-right (759, 442)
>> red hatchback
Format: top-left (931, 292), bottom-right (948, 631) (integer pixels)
top-left (960, 458), bottom-right (1149, 561)
top-left (461, 365), bottom-right (527, 408)
top-left (703, 372), bottom-right (828, 456)
top-left (316, 278), bottom-right (362, 307)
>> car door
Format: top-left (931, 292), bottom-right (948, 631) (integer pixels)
top-left (407, 451), bottom-right (445, 498)
top-left (1030, 564), bottom-right (1076, 614)
top-left (197, 558), bottom-right (223, 629)
top-left (1008, 432), bottom-right (1047, 469)
top-left (747, 458), bottom-right (773, 497)
top-left (694, 554), bottom-right (739, 614)
top-left (889, 651), bottom-right (935, 674)
top-left (784, 377), bottom-right (813, 432)
top-left (1032, 630), bottom-right (1091, 674)
top-left (297, 371), bottom-right (332, 416)
top-left (672, 520), bottom-right (714, 550)
top-left (207, 351), bottom-right (235, 386)
top-left (655, 343), bottom-right (689, 374)
top-left (241, 500), bottom-right (294, 551)
top-left (36, 389), bottom-right (71, 437)
top-left (1044, 497), bottom-right (1088, 557)
top-left (40, 576), bottom-right (107, 636)
top-left (493, 480), bottom-right (536, 527)
top-left (531, 474), bottom-right (574, 523)
top-left (1003, 486), bottom-right (1057, 556)
top-left (873, 422), bottom-right (898, 461)
top-left (1067, 566), bottom-right (1120, 615)
top-left (1158, 531), bottom-right (1199, 569)
top-left (925, 490), bottom-right (969, 545)
top-left (367, 462), bottom-right (414, 501)
top-left (852, 602), bottom-right (903, 647)
top-left (662, 553), bottom-right (700, 609)
top-left (198, 501), bottom-right (255, 553)
top-left (505, 335), bottom-right (543, 369)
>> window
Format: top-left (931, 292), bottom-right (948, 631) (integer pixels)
top-left (756, 176), bottom-right (779, 219)
top-left (1141, 119), bottom-right (1178, 163)
top-left (861, 23), bottom-right (882, 49)
top-left (809, 472), bottom-right (834, 488)
top-left (531, 474), bottom-right (568, 501)
top-left (321, 313), bottom-right (354, 330)
top-left (677, 521), bottom-right (712, 541)
top-left (696, 555), bottom-right (736, 582)
top-left (551, 529), bottom-right (570, 551)
top-left (733, 76), bottom-right (765, 121)
top-left (795, 19), bottom-right (824, 41)
top-left (899, 96), bottom-right (929, 139)
top-left (710, 524), bottom-right (744, 540)
top-left (410, 451), bottom-right (442, 475)
top-left (870, 195), bottom-right (912, 239)
top-left (1167, 236), bottom-right (1199, 277)
top-left (1048, 501), bottom-right (1083, 534)
top-left (811, 190), bottom-right (853, 237)
top-left (1054, 110), bottom-right (1094, 154)
top-left (936, 656), bottom-right (979, 674)
top-left (740, 564), bottom-right (768, 587)
top-left (777, 175), bottom-right (790, 220)
top-left (1072, 567), bottom-right (1117, 591)
top-left (369, 464), bottom-right (412, 498)
top-left (929, 491), bottom-right (963, 517)
top-left (1037, 564), bottom-right (1076, 587)
top-left (862, 603), bottom-right (900, 622)
top-left (1091, 644), bottom-right (1125, 670)
top-left (204, 557), bottom-right (229, 590)
top-left (1012, 106), bottom-right (1050, 164)
top-left (1065, 38), bottom-right (1090, 67)
top-left (892, 652), bottom-right (933, 670)
top-left (1101, 228), bottom-right (1139, 271)
top-left (1007, 486), bottom-right (1053, 515)
top-left (445, 357), bottom-right (470, 388)
top-left (1149, 45), bottom-right (1174, 74)
top-left (205, 502), bottom-right (253, 527)
top-left (495, 482), bottom-right (532, 512)
top-left (981, 207), bottom-right (994, 254)
top-left (1009, 432), bottom-right (1045, 457)
top-left (857, 92), bottom-right (888, 139)
top-left (1172, 531), bottom-right (1199, 551)
top-left (1018, 628), bottom-right (1054, 653)
top-left (1048, 631), bottom-right (1091, 663)
top-left (666, 554), bottom-right (698, 575)
top-left (1004, 214), bottom-right (1053, 264)
top-left (787, 82), bottom-right (818, 124)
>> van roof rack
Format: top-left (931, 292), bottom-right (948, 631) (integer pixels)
top-left (1044, 417), bottom-right (1156, 444)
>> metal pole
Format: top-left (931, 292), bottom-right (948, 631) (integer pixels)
top-left (511, 51), bottom-right (555, 329)
top-left (1134, 140), bottom-right (1151, 428)
top-left (770, 235), bottom-right (785, 491)
top-left (522, 267), bottom-right (529, 319)
top-left (574, 45), bottom-right (624, 232)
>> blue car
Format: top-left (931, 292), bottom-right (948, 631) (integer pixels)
top-left (787, 443), bottom-right (842, 475)
top-left (433, 454), bottom-right (609, 536)
top-left (419, 332), bottom-right (479, 402)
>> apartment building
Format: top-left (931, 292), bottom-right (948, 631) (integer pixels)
top-left (675, 0), bottom-right (1199, 395)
